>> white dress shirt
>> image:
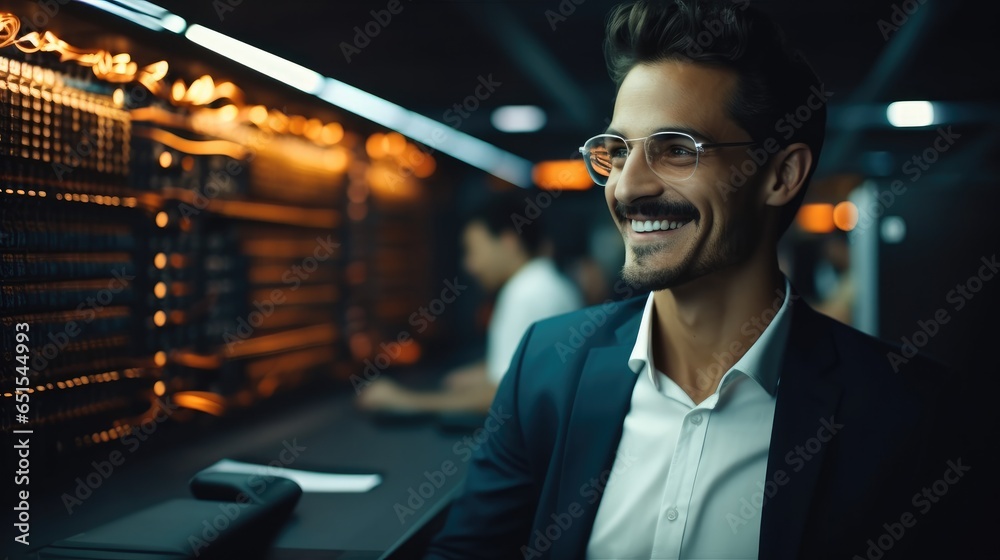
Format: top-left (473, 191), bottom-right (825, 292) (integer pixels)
top-left (587, 279), bottom-right (792, 560)
top-left (486, 258), bottom-right (582, 385)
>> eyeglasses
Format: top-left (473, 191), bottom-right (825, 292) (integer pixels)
top-left (578, 131), bottom-right (756, 186)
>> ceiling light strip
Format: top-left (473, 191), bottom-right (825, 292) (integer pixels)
top-left (75, 0), bottom-right (534, 187)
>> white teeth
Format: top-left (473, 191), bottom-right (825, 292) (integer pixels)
top-left (631, 219), bottom-right (691, 232)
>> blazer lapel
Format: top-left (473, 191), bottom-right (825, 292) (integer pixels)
top-left (759, 300), bottom-right (843, 560)
top-left (552, 314), bottom-right (642, 559)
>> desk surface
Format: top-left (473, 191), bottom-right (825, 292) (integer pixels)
top-left (19, 390), bottom-right (472, 559)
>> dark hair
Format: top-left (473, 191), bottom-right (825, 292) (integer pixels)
top-left (464, 191), bottom-right (545, 255)
top-left (604, 0), bottom-right (826, 234)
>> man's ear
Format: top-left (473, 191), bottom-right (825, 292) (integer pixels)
top-left (763, 143), bottom-right (813, 208)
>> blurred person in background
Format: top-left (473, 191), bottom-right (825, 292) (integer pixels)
top-left (357, 191), bottom-right (582, 413)
top-left (568, 220), bottom-right (628, 306)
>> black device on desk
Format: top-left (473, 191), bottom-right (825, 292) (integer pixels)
top-left (35, 472), bottom-right (302, 560)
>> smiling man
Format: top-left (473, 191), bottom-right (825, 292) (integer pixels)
top-left (424, 1), bottom-right (964, 559)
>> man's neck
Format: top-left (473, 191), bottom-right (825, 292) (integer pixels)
top-left (503, 253), bottom-right (533, 284)
top-left (651, 257), bottom-right (785, 405)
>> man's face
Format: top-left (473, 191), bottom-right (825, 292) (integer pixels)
top-left (605, 60), bottom-right (768, 292)
top-left (462, 221), bottom-right (508, 292)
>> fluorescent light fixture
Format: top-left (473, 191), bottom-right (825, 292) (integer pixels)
top-left (185, 24), bottom-right (325, 95)
top-left (86, 1), bottom-right (534, 187)
top-left (886, 101), bottom-right (934, 127)
top-left (404, 111), bottom-right (533, 187)
top-left (76, 0), bottom-right (165, 31)
top-left (319, 79), bottom-right (533, 187)
top-left (160, 14), bottom-right (187, 34)
top-left (491, 105), bottom-right (547, 133)
top-left (320, 79), bottom-right (409, 130)
top-left (114, 0), bottom-right (170, 17)
top-left (75, 0), bottom-right (187, 33)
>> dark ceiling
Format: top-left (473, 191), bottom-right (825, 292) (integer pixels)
top-left (62, 0), bottom-right (1000, 183)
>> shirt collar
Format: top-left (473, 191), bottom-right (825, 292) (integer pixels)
top-left (627, 277), bottom-right (793, 397)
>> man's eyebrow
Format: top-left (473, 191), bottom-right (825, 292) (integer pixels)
top-left (650, 125), bottom-right (717, 142)
top-left (603, 125), bottom-right (716, 142)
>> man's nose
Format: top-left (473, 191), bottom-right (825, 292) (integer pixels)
top-left (613, 145), bottom-right (665, 205)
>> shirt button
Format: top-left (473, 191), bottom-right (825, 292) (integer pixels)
top-left (666, 508), bottom-right (679, 521)
top-left (689, 414), bottom-right (703, 425)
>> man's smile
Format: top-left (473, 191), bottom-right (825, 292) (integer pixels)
top-left (616, 200), bottom-right (699, 239)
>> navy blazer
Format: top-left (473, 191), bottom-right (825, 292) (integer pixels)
top-left (425, 293), bottom-right (969, 559)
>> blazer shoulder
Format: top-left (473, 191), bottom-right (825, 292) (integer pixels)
top-left (507, 294), bottom-right (646, 390)
top-left (806, 304), bottom-right (952, 384)
top-left (521, 293), bottom-right (648, 350)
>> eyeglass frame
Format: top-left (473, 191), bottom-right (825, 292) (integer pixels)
top-left (578, 131), bottom-right (756, 185)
